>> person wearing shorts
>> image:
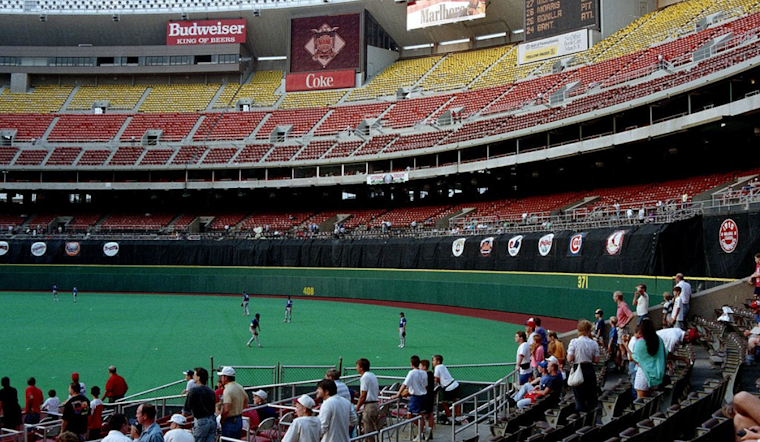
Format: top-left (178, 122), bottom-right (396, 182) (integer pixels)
top-left (391, 356), bottom-right (428, 440)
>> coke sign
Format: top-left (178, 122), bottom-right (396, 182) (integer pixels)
top-left (166, 19), bottom-right (247, 46)
top-left (286, 69), bottom-right (355, 92)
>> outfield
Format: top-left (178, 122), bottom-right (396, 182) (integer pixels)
top-left (2, 291), bottom-right (521, 396)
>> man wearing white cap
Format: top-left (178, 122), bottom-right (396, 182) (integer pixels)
top-left (282, 395), bottom-right (320, 442)
top-left (164, 415), bottom-right (194, 442)
top-left (217, 367), bottom-right (249, 439)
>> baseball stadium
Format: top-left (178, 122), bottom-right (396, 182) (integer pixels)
top-left (1, 0), bottom-right (760, 440)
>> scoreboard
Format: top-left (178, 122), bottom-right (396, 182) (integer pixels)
top-left (524, 0), bottom-right (599, 42)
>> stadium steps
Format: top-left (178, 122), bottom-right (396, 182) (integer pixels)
top-left (410, 54), bottom-right (450, 91)
top-left (308, 109), bottom-right (334, 136)
top-left (185, 115), bottom-right (207, 143)
top-left (39, 116), bottom-right (59, 143)
top-left (59, 85), bottom-right (79, 111)
top-left (205, 83), bottom-right (228, 111)
top-left (70, 148), bottom-right (87, 166)
top-left (248, 113), bottom-right (272, 140)
top-left (271, 93), bottom-right (287, 110)
top-left (466, 46), bottom-right (518, 90)
top-left (133, 87), bottom-right (152, 111)
top-left (134, 147), bottom-right (150, 165)
top-left (165, 147), bottom-right (182, 165)
top-left (112, 116), bottom-right (132, 144)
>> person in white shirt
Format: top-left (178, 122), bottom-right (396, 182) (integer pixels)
top-left (325, 370), bottom-right (351, 402)
top-left (100, 414), bottom-right (132, 442)
top-left (355, 359), bottom-right (380, 442)
top-left (164, 415), bottom-right (194, 442)
top-left (391, 356), bottom-right (429, 440)
top-left (317, 379), bottom-right (357, 442)
top-left (283, 395), bottom-right (320, 442)
top-left (669, 286), bottom-right (686, 330)
top-left (632, 284), bottom-right (649, 323)
top-left (432, 355), bottom-right (461, 425)
top-left (182, 370), bottom-right (196, 395)
top-left (515, 332), bottom-right (532, 385)
top-left (656, 327), bottom-right (693, 366)
top-left (675, 273), bottom-right (692, 319)
top-left (41, 390), bottom-right (60, 419)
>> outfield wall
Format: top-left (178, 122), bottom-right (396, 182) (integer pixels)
top-left (0, 264), bottom-right (693, 320)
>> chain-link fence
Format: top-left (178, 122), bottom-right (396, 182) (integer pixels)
top-left (219, 365), bottom-right (278, 389)
top-left (343, 362), bottom-right (513, 384)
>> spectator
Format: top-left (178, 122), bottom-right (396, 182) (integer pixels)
top-left (633, 283), bottom-right (650, 323)
top-left (88, 386), bottom-right (104, 440)
top-left (100, 414), bottom-right (131, 442)
top-left (71, 373), bottom-right (86, 398)
top-left (355, 358), bottom-right (380, 442)
top-left (62, 381), bottom-right (90, 440)
top-left (614, 291), bottom-right (634, 365)
top-left (130, 422), bottom-right (142, 441)
top-left (608, 317), bottom-right (621, 371)
top-left (214, 379), bottom-right (224, 404)
top-left (252, 390), bottom-right (277, 421)
top-left (631, 319), bottom-right (667, 398)
top-left (0, 377), bottom-right (22, 431)
top-left (525, 318), bottom-right (538, 344)
top-left (547, 330), bottom-right (565, 367)
top-left (25, 377), bottom-right (44, 426)
top-left (669, 286), bottom-right (686, 330)
top-left (661, 292), bottom-right (673, 328)
top-left (674, 273), bottom-right (692, 319)
top-left (509, 358), bottom-right (563, 409)
top-left (182, 367), bottom-right (216, 442)
top-left (432, 355), bottom-right (461, 425)
top-left (136, 403), bottom-right (163, 442)
top-left (164, 415), bottom-right (193, 442)
top-left (217, 366), bottom-right (248, 439)
top-left (325, 370), bottom-right (351, 402)
top-left (41, 389), bottom-right (60, 419)
top-left (656, 326), bottom-right (694, 367)
top-left (419, 360), bottom-right (436, 439)
top-left (282, 395), bottom-right (320, 442)
top-left (317, 379), bottom-right (357, 442)
top-left (391, 356), bottom-right (428, 440)
top-left (514, 331), bottom-right (532, 385)
top-left (566, 319), bottom-right (600, 412)
top-left (593, 309), bottom-right (605, 344)
top-left (749, 253), bottom-right (760, 297)
top-left (529, 334), bottom-right (545, 378)
top-left (182, 370), bottom-right (196, 395)
top-left (534, 318), bottom-right (548, 352)
top-left (104, 366), bottom-right (128, 403)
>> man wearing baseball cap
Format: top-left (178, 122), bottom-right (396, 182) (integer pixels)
top-left (282, 395), bottom-right (320, 442)
top-left (217, 367), bottom-right (248, 439)
top-left (525, 318), bottom-right (538, 344)
top-left (164, 415), bottom-right (193, 442)
top-left (252, 390), bottom-right (277, 421)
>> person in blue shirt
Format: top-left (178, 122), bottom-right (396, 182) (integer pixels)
top-left (72, 286), bottom-right (78, 303)
top-left (52, 284), bottom-right (58, 301)
top-left (247, 313), bottom-right (261, 348)
top-left (284, 296), bottom-right (293, 323)
top-left (398, 312), bottom-right (406, 348)
top-left (241, 292), bottom-right (249, 316)
top-left (594, 309), bottom-right (605, 344)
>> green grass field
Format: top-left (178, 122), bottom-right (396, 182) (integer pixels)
top-left (2, 291), bottom-right (518, 396)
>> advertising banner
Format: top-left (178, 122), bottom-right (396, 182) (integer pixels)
top-left (166, 19), bottom-right (247, 46)
top-left (518, 29), bottom-right (589, 64)
top-left (291, 14), bottom-right (361, 73)
top-left (366, 172), bottom-right (409, 185)
top-left (407, 0), bottom-right (486, 31)
top-left (285, 69), bottom-right (355, 92)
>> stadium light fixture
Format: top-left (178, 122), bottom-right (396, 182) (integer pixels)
top-left (439, 38), bottom-right (470, 46)
top-left (402, 43), bottom-right (434, 50)
top-left (511, 29), bottom-right (524, 34)
top-left (257, 56), bottom-right (287, 61)
top-left (475, 32), bottom-right (507, 41)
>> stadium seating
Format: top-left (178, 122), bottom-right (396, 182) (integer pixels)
top-left (194, 112), bottom-right (267, 141)
top-left (419, 45), bottom-right (511, 92)
top-left (214, 71), bottom-right (283, 109)
top-left (0, 146), bottom-right (17, 165)
top-left (122, 113), bottom-right (200, 142)
top-left (108, 146), bottom-right (144, 166)
top-left (279, 90), bottom-right (347, 109)
top-left (232, 144), bottom-right (273, 164)
top-left (370, 204), bottom-right (452, 228)
top-left (238, 212), bottom-right (312, 231)
top-left (171, 146), bottom-right (205, 165)
top-left (294, 140), bottom-right (335, 161)
top-left (67, 85), bottom-right (147, 111)
top-left (139, 148), bottom-right (174, 166)
top-left (254, 108), bottom-right (328, 139)
top-left (383, 95), bottom-right (451, 129)
top-left (201, 147), bottom-right (238, 164)
top-left (263, 144), bottom-right (301, 162)
top-left (100, 212), bottom-right (176, 231)
top-left (13, 148), bottom-right (48, 166)
top-left (0, 114), bottom-right (55, 142)
top-left (323, 140), bottom-right (363, 159)
top-left (313, 102), bottom-right (391, 136)
top-left (77, 148), bottom-right (111, 166)
top-left (47, 114), bottom-right (128, 142)
top-left (345, 55), bottom-right (443, 102)
top-left (0, 85), bottom-right (73, 113)
top-left (139, 84), bottom-right (221, 113)
top-left (45, 147), bottom-right (82, 166)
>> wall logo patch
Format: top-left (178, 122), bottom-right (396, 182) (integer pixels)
top-left (480, 237), bottom-right (494, 256)
top-left (31, 242), bottom-right (47, 257)
top-left (103, 242), bottom-right (120, 257)
top-left (569, 233), bottom-right (585, 256)
top-left (508, 235), bottom-right (523, 257)
top-left (719, 218), bottom-right (738, 253)
top-left (538, 233), bottom-right (554, 256)
top-left (0, 241), bottom-right (8, 256)
top-left (606, 230), bottom-right (626, 255)
top-left (452, 238), bottom-right (466, 257)
top-left (65, 242), bottom-right (81, 257)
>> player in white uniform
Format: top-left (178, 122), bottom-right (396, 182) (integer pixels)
top-left (241, 292), bottom-right (249, 316)
top-left (52, 284), bottom-right (59, 301)
top-left (247, 313), bottom-right (261, 348)
top-left (72, 286), bottom-right (78, 303)
top-left (284, 296), bottom-right (293, 322)
top-left (398, 312), bottom-right (406, 348)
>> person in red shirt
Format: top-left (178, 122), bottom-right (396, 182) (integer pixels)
top-left (88, 386), bottom-right (104, 440)
top-left (749, 253), bottom-right (760, 297)
top-left (104, 366), bottom-right (128, 403)
top-left (25, 377), bottom-right (44, 425)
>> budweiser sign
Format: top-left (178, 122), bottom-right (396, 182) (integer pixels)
top-left (166, 19), bottom-right (247, 45)
top-left (286, 69), bottom-right (355, 92)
